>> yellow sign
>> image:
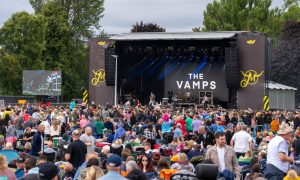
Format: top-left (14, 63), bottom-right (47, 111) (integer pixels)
top-left (98, 41), bottom-right (106, 46)
top-left (18, 100), bottom-right (27, 104)
top-left (91, 69), bottom-right (105, 86)
top-left (83, 90), bottom-right (88, 104)
top-left (240, 70), bottom-right (264, 88)
top-left (263, 95), bottom-right (270, 111)
top-left (247, 40), bottom-right (256, 45)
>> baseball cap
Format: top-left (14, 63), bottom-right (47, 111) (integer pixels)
top-left (16, 157), bottom-right (25, 163)
top-left (107, 154), bottom-right (122, 167)
top-left (38, 162), bottom-right (59, 180)
top-left (72, 129), bottom-right (81, 136)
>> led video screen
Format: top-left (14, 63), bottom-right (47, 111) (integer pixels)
top-left (22, 70), bottom-right (62, 96)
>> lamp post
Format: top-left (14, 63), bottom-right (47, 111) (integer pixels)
top-left (111, 55), bottom-right (118, 106)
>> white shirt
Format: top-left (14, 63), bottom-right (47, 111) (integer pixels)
top-left (231, 130), bottom-right (252, 153)
top-left (50, 125), bottom-right (61, 136)
top-left (41, 121), bottom-right (51, 135)
top-left (80, 134), bottom-right (95, 153)
top-left (267, 135), bottom-right (289, 172)
top-left (217, 146), bottom-right (225, 172)
top-left (32, 112), bottom-right (41, 120)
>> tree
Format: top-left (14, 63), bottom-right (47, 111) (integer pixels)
top-left (39, 1), bottom-right (83, 100)
top-left (131, 21), bottom-right (166, 32)
top-left (195, 0), bottom-right (300, 42)
top-left (30, 0), bottom-right (105, 41)
top-left (271, 21), bottom-right (300, 105)
top-left (0, 50), bottom-right (22, 95)
top-left (0, 12), bottom-right (46, 70)
top-left (0, 12), bottom-right (46, 96)
top-left (29, 0), bottom-right (105, 100)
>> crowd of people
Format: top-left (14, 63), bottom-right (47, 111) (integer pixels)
top-left (0, 102), bottom-right (300, 180)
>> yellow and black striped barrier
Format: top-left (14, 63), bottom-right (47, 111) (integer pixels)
top-left (83, 90), bottom-right (89, 104)
top-left (263, 95), bottom-right (270, 111)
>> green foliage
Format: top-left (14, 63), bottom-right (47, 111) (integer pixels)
top-left (29, 0), bottom-right (48, 13)
top-left (0, 12), bottom-right (46, 69)
top-left (271, 21), bottom-right (300, 105)
top-left (196, 0), bottom-right (300, 42)
top-left (131, 21), bottom-right (166, 32)
top-left (0, 0), bottom-right (105, 100)
top-left (30, 0), bottom-right (105, 41)
top-left (0, 50), bottom-right (22, 95)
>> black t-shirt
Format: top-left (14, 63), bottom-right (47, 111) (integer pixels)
top-left (294, 139), bottom-right (300, 157)
top-left (104, 121), bottom-right (114, 132)
top-left (24, 132), bottom-right (34, 142)
top-left (155, 124), bottom-right (161, 139)
top-left (67, 140), bottom-right (87, 168)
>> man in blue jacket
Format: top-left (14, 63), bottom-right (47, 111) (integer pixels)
top-left (30, 124), bottom-right (45, 156)
top-left (113, 123), bottom-right (126, 142)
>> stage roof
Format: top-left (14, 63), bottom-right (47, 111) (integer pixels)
top-left (110, 32), bottom-right (242, 41)
top-left (267, 81), bottom-right (297, 91)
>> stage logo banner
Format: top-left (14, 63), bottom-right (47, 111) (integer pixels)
top-left (89, 38), bottom-right (114, 105)
top-left (176, 73), bottom-right (216, 90)
top-left (240, 70), bottom-right (264, 88)
top-left (91, 68), bottom-right (105, 86)
top-left (237, 33), bottom-right (266, 109)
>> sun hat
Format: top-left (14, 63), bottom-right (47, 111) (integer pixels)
top-left (277, 123), bottom-right (293, 135)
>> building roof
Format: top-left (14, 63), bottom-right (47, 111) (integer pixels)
top-left (109, 32), bottom-right (242, 41)
top-left (267, 81), bottom-right (297, 91)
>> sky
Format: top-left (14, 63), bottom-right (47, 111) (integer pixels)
top-left (0, 0), bottom-right (284, 34)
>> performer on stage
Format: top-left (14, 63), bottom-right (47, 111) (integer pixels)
top-left (149, 92), bottom-right (156, 109)
top-left (149, 92), bottom-right (156, 102)
top-left (203, 94), bottom-right (209, 108)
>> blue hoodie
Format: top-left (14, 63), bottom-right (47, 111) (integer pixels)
top-left (113, 127), bottom-right (126, 142)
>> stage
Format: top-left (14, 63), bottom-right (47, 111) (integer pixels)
top-left (88, 32), bottom-right (271, 109)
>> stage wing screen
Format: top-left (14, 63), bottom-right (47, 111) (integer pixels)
top-left (22, 70), bottom-right (62, 96)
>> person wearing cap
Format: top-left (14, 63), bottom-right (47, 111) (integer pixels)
top-left (15, 156), bottom-right (25, 178)
top-left (38, 162), bottom-right (60, 180)
top-left (113, 122), bottom-right (126, 142)
top-left (263, 123), bottom-right (295, 180)
top-left (98, 154), bottom-right (128, 180)
top-left (65, 129), bottom-right (87, 169)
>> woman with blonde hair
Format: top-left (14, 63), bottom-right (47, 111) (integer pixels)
top-left (24, 142), bottom-right (31, 153)
top-left (283, 169), bottom-right (300, 180)
top-left (111, 139), bottom-right (124, 156)
top-left (0, 155), bottom-right (16, 179)
top-left (50, 119), bottom-right (61, 138)
top-left (85, 165), bottom-right (104, 180)
top-left (170, 153), bottom-right (195, 173)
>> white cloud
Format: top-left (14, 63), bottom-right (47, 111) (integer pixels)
top-left (0, 0), bottom-right (34, 26)
top-left (102, 0), bottom-right (211, 33)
